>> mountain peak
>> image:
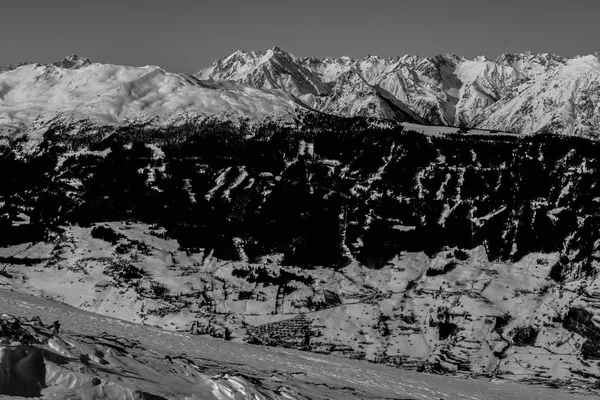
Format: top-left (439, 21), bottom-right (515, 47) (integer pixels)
top-left (473, 55), bottom-right (490, 62)
top-left (436, 53), bottom-right (465, 64)
top-left (53, 54), bottom-right (91, 69)
top-left (264, 46), bottom-right (296, 63)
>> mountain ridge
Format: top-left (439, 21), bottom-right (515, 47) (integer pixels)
top-left (0, 56), bottom-right (309, 138)
top-left (1, 49), bottom-right (600, 138)
top-left (197, 47), bottom-right (600, 136)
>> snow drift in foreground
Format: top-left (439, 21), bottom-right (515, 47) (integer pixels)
top-left (0, 288), bottom-right (589, 400)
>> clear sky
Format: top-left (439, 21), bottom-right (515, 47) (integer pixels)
top-left (2, 0), bottom-right (598, 73)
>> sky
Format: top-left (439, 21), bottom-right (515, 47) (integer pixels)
top-left (2, 0), bottom-right (598, 73)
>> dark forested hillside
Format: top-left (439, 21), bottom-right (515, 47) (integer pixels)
top-left (1, 115), bottom-right (599, 282)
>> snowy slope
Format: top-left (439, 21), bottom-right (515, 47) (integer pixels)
top-left (477, 54), bottom-right (600, 137)
top-left (197, 49), bottom-right (420, 122)
top-left (196, 47), bottom-right (330, 101)
top-left (311, 69), bottom-right (417, 120)
top-left (0, 55), bottom-right (307, 135)
top-left (3, 219), bottom-right (600, 395)
top-left (0, 283), bottom-right (592, 399)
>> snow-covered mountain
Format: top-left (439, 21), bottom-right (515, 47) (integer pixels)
top-left (2, 50), bottom-right (599, 138)
top-left (310, 69), bottom-right (418, 121)
top-left (0, 55), bottom-right (307, 136)
top-left (196, 47), bottom-right (330, 101)
top-left (476, 54), bottom-right (600, 135)
top-left (197, 48), bottom-right (600, 137)
top-left (195, 47), bottom-right (418, 122)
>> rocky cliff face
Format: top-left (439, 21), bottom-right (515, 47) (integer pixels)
top-left (1, 116), bottom-right (599, 391)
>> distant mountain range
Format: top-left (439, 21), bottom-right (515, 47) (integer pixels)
top-left (0, 54), bottom-right (304, 137)
top-left (1, 48), bottom-right (600, 138)
top-left (197, 47), bottom-right (600, 137)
